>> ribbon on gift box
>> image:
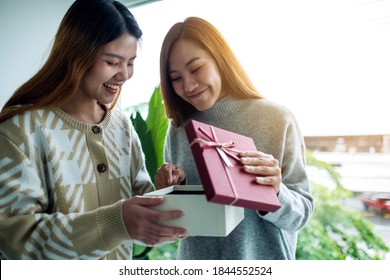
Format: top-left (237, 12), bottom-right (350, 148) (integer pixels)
top-left (189, 125), bottom-right (242, 205)
top-left (190, 126), bottom-right (241, 166)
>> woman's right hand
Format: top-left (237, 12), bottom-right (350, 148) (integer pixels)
top-left (155, 163), bottom-right (186, 189)
top-left (122, 196), bottom-right (186, 246)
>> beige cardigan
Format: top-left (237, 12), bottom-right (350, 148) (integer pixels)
top-left (0, 107), bottom-right (153, 259)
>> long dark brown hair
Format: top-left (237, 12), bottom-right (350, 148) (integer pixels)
top-left (0, 0), bottom-right (142, 122)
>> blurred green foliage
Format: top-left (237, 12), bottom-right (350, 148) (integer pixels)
top-left (297, 152), bottom-right (389, 260)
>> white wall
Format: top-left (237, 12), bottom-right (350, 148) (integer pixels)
top-left (0, 0), bottom-right (74, 109)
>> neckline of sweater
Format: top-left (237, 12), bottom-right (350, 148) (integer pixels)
top-left (192, 95), bottom-right (253, 122)
top-left (53, 107), bottom-right (112, 132)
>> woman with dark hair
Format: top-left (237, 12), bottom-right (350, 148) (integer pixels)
top-left (0, 0), bottom-right (185, 260)
top-left (155, 17), bottom-right (314, 259)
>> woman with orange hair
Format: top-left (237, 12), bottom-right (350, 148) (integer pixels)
top-left (0, 0), bottom-right (185, 260)
top-left (155, 17), bottom-right (314, 259)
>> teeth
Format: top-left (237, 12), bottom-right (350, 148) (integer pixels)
top-left (104, 83), bottom-right (121, 89)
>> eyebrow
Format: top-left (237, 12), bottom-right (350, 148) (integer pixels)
top-left (169, 57), bottom-right (200, 73)
top-left (103, 52), bottom-right (136, 61)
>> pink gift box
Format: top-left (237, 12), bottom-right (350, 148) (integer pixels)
top-left (185, 119), bottom-right (281, 212)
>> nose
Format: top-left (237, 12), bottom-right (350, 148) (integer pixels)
top-left (116, 64), bottom-right (132, 81)
top-left (183, 76), bottom-right (199, 92)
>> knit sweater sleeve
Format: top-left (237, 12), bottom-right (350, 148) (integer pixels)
top-left (255, 104), bottom-right (314, 231)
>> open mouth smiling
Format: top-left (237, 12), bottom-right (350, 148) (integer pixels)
top-left (103, 83), bottom-right (121, 90)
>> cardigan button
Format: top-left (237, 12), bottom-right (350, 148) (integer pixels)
top-left (97, 163), bottom-right (107, 173)
top-left (92, 125), bottom-right (101, 134)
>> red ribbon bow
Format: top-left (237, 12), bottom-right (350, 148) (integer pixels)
top-left (189, 126), bottom-right (241, 167)
top-left (189, 125), bottom-right (242, 205)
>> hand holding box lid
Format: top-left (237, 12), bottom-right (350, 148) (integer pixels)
top-left (185, 119), bottom-right (281, 212)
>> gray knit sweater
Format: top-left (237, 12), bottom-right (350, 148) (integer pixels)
top-left (164, 96), bottom-right (314, 260)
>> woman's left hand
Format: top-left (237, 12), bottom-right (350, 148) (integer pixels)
top-left (239, 151), bottom-right (281, 195)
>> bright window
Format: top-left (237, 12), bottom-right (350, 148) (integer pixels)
top-left (121, 0), bottom-right (390, 136)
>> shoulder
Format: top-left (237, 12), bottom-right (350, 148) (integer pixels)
top-left (109, 106), bottom-right (130, 123)
top-left (0, 109), bottom-right (55, 137)
top-left (243, 98), bottom-right (298, 124)
top-left (0, 109), bottom-right (59, 155)
top-left (253, 98), bottom-right (293, 115)
top-left (106, 106), bottom-right (134, 132)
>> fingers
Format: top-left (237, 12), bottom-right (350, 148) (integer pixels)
top-left (240, 153), bottom-right (279, 176)
top-left (134, 211), bottom-right (186, 246)
top-left (133, 220), bottom-right (186, 246)
top-left (239, 151), bottom-right (281, 194)
top-left (139, 221), bottom-right (186, 245)
top-left (239, 151), bottom-right (276, 166)
top-left (254, 175), bottom-right (279, 187)
top-left (122, 197), bottom-right (187, 245)
top-left (155, 163), bottom-right (186, 188)
top-left (240, 151), bottom-right (279, 170)
top-left (129, 195), bottom-right (165, 207)
top-left (126, 196), bottom-right (184, 218)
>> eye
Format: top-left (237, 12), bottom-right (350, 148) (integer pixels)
top-left (170, 76), bottom-right (181, 82)
top-left (106, 61), bottom-right (119, 67)
top-left (191, 66), bottom-right (201, 74)
top-left (127, 59), bottom-right (135, 67)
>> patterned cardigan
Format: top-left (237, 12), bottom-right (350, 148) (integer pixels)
top-left (0, 107), bottom-right (154, 259)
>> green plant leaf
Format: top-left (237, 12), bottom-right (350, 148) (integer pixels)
top-left (145, 86), bottom-right (168, 169)
top-left (130, 111), bottom-right (157, 179)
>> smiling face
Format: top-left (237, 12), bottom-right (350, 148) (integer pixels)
top-left (168, 39), bottom-right (224, 111)
top-left (78, 33), bottom-right (138, 106)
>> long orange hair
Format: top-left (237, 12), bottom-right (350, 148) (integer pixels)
top-left (0, 0), bottom-right (142, 123)
top-left (160, 16), bottom-right (264, 127)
